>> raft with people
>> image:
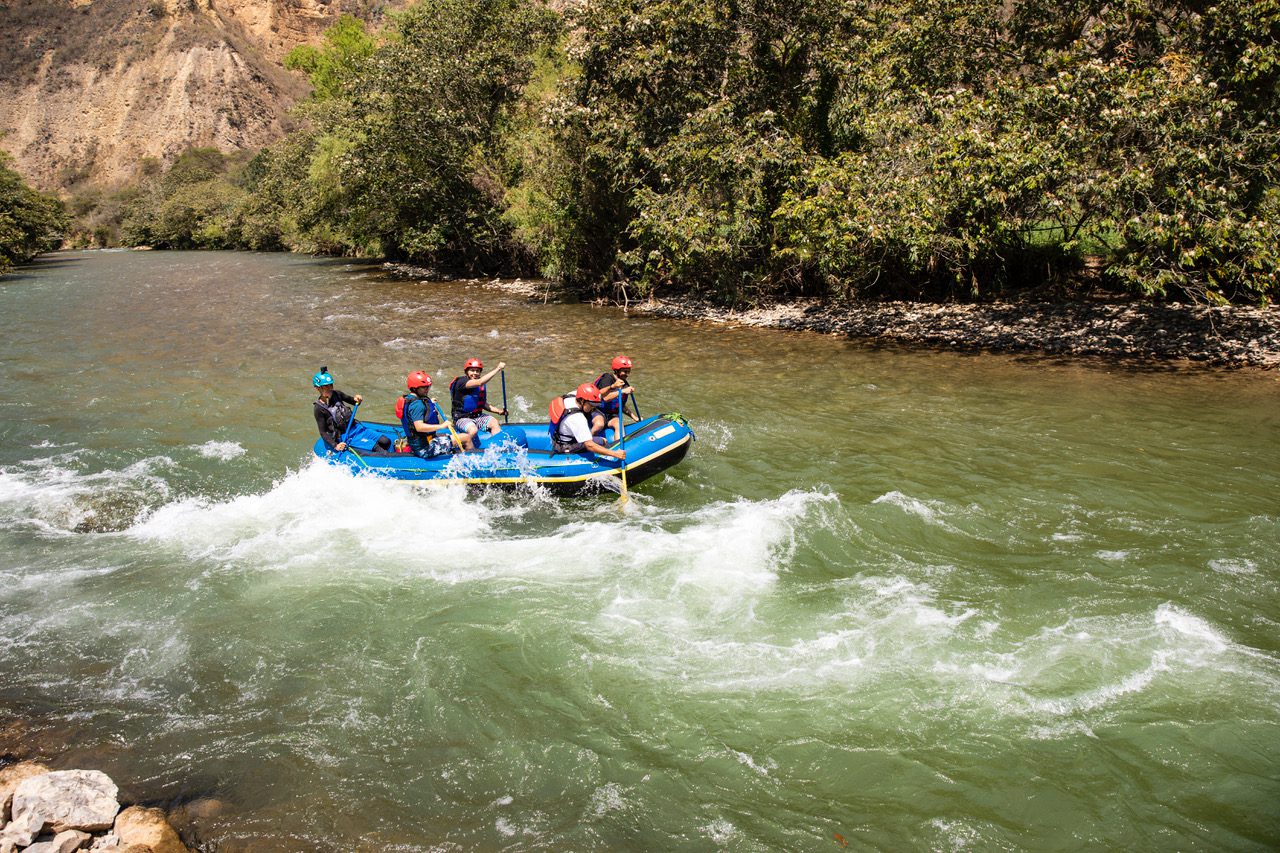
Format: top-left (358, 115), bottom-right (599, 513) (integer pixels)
top-left (310, 358), bottom-right (694, 494)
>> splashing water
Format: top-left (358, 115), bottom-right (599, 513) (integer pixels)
top-left (0, 251), bottom-right (1277, 851)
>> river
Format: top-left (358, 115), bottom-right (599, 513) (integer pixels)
top-left (1, 250), bottom-right (1277, 851)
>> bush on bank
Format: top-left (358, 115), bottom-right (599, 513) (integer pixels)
top-left (0, 151), bottom-right (67, 273)
top-left (106, 0), bottom-right (1280, 305)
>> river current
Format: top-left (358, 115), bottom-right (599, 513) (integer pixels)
top-left (1, 250), bottom-right (1277, 851)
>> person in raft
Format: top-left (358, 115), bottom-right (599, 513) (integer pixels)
top-left (449, 358), bottom-right (508, 448)
top-left (591, 355), bottom-right (638, 438)
top-left (400, 371), bottom-right (470, 458)
top-left (551, 383), bottom-right (626, 461)
top-left (313, 367), bottom-right (363, 452)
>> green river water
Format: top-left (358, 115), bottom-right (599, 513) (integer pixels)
top-left (0, 250), bottom-right (1277, 851)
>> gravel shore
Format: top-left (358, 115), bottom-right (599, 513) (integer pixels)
top-left (380, 265), bottom-right (1280, 369)
top-left (632, 297), bottom-right (1280, 369)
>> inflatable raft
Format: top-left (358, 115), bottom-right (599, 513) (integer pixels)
top-left (313, 413), bottom-right (694, 494)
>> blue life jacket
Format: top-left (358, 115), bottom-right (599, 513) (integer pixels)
top-left (400, 394), bottom-right (441, 451)
top-left (450, 377), bottom-right (487, 418)
top-left (594, 372), bottom-right (628, 416)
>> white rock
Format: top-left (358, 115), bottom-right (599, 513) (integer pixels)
top-left (87, 832), bottom-right (122, 851)
top-left (11, 770), bottom-right (120, 834)
top-left (1, 762), bottom-right (51, 824)
top-left (0, 806), bottom-right (44, 847)
top-left (24, 828), bottom-right (92, 853)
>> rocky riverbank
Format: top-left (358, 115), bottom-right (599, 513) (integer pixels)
top-left (631, 297), bottom-right (1280, 368)
top-left (0, 763), bottom-right (201, 853)
top-left (381, 264), bottom-right (1280, 369)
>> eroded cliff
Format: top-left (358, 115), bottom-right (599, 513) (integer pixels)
top-left (0, 0), bottom-right (398, 189)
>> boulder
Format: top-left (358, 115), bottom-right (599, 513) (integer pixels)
top-left (87, 833), bottom-right (122, 851)
top-left (24, 828), bottom-right (92, 853)
top-left (0, 806), bottom-right (45, 848)
top-left (165, 797), bottom-right (224, 838)
top-left (114, 806), bottom-right (191, 853)
top-left (12, 770), bottom-right (120, 834)
top-left (0, 761), bottom-right (51, 823)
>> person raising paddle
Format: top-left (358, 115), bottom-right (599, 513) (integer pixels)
top-left (591, 355), bottom-right (638, 438)
top-left (449, 358), bottom-right (507, 449)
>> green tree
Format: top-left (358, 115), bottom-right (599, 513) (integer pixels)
top-left (273, 0), bottom-right (558, 270)
top-left (0, 151), bottom-right (67, 272)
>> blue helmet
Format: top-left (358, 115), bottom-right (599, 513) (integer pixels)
top-left (312, 366), bottom-right (334, 387)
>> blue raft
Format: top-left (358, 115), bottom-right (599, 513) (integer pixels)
top-left (313, 413), bottom-right (694, 494)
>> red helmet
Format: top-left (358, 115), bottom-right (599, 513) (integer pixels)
top-left (611, 356), bottom-right (633, 371)
top-left (575, 383), bottom-right (602, 403)
top-left (464, 358), bottom-right (483, 370)
top-left (406, 371), bottom-right (432, 390)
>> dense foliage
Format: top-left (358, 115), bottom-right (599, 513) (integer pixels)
top-left (94, 0), bottom-right (1280, 304)
top-left (0, 151), bottom-right (67, 273)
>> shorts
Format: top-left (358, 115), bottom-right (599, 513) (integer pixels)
top-left (456, 414), bottom-right (497, 433)
top-left (413, 435), bottom-right (456, 458)
top-left (553, 438), bottom-right (587, 455)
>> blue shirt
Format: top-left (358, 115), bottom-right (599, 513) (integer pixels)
top-left (404, 396), bottom-right (441, 454)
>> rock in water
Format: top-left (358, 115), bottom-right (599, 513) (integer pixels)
top-left (114, 805), bottom-right (191, 853)
top-left (11, 769), bottom-right (120, 833)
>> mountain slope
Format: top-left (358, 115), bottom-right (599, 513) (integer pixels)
top-left (0, 0), bottom-right (399, 190)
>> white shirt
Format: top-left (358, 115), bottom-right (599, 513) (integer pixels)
top-left (557, 394), bottom-right (593, 444)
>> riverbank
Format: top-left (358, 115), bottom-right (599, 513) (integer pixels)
top-left (382, 264), bottom-right (1280, 369)
top-left (633, 296), bottom-right (1280, 368)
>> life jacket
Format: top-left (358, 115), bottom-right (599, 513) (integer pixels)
top-left (399, 394), bottom-right (441, 445)
top-left (548, 395), bottom-right (583, 445)
top-left (316, 396), bottom-right (351, 435)
top-left (594, 372), bottom-right (628, 415)
top-left (450, 377), bottom-right (486, 417)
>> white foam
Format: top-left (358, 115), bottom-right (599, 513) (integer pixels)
top-left (731, 749), bottom-right (776, 776)
top-left (1154, 602), bottom-right (1229, 652)
top-left (382, 337), bottom-right (436, 350)
top-left (589, 782), bottom-right (627, 816)
top-left (502, 395), bottom-right (530, 419)
top-left (127, 460), bottom-right (491, 572)
top-left (693, 420), bottom-right (733, 452)
top-left (0, 456), bottom-right (174, 534)
top-left (872, 491), bottom-right (952, 528)
top-left (192, 440), bottom-right (246, 461)
top-left (669, 490), bottom-right (837, 597)
top-left (700, 819), bottom-right (736, 844)
top-left (1208, 558), bottom-right (1257, 576)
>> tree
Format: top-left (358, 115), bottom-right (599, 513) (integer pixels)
top-left (0, 151), bottom-right (67, 272)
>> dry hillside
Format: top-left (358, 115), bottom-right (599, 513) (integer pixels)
top-left (0, 0), bottom-right (401, 190)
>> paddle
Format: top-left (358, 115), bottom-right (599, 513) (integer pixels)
top-left (628, 389), bottom-right (641, 420)
top-left (433, 398), bottom-right (467, 452)
top-left (616, 400), bottom-right (629, 504)
top-left (500, 368), bottom-right (509, 424)
top-left (338, 402), bottom-right (360, 452)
